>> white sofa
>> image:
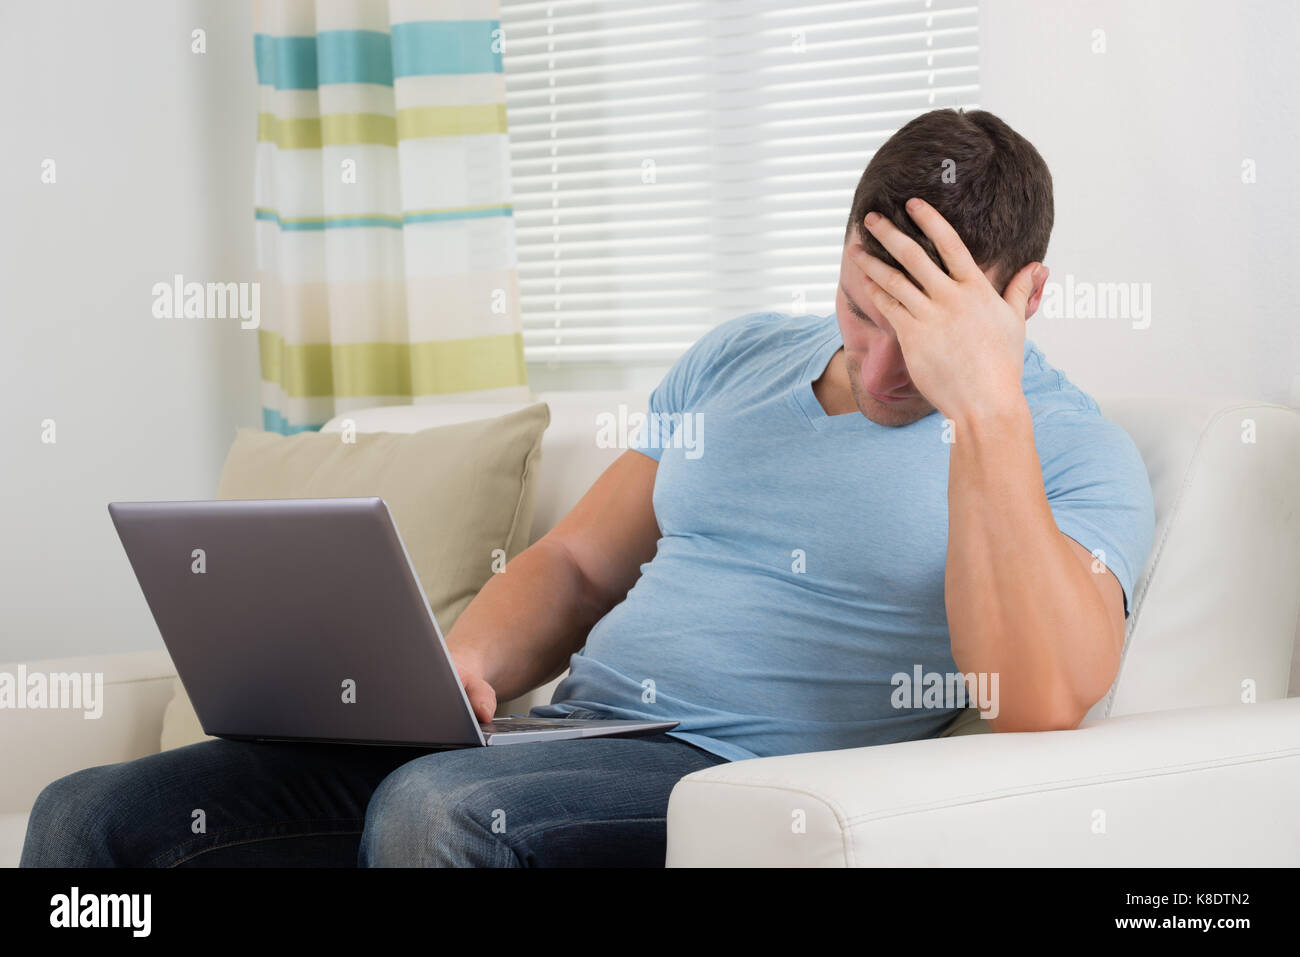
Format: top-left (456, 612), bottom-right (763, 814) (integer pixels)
top-left (3, 391), bottom-right (1299, 867)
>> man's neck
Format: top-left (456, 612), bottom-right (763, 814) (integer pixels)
top-left (811, 347), bottom-right (860, 416)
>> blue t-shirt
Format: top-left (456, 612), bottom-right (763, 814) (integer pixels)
top-left (532, 312), bottom-right (1156, 762)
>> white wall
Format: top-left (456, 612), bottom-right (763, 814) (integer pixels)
top-left (978, 0), bottom-right (1299, 406)
top-left (0, 1), bottom-right (260, 662)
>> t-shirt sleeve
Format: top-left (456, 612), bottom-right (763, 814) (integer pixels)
top-left (1036, 410), bottom-right (1156, 618)
top-left (629, 314), bottom-right (760, 462)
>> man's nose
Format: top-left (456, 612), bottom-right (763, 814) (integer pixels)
top-left (863, 336), bottom-right (911, 388)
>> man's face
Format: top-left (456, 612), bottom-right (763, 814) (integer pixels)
top-left (833, 229), bottom-right (1003, 427)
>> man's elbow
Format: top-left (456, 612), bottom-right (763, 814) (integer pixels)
top-left (986, 681), bottom-right (1108, 733)
top-left (991, 637), bottom-right (1121, 733)
top-left (988, 702), bottom-right (1086, 734)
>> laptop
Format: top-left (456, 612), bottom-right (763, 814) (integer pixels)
top-left (107, 497), bottom-right (677, 747)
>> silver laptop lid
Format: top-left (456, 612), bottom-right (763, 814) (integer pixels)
top-left (108, 497), bottom-right (485, 748)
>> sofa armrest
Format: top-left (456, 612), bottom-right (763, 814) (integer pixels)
top-left (0, 650), bottom-right (176, 814)
top-left (666, 698), bottom-right (1300, 867)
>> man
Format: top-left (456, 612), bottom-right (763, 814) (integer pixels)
top-left (22, 108), bottom-right (1154, 868)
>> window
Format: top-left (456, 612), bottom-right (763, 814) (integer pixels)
top-left (499, 0), bottom-right (980, 368)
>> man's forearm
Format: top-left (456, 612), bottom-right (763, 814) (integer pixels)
top-left (445, 539), bottom-right (615, 703)
top-left (944, 392), bottom-right (1117, 731)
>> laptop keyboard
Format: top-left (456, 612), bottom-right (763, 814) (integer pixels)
top-left (479, 718), bottom-right (600, 733)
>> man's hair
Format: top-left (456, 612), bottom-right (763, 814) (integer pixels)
top-left (845, 109), bottom-right (1053, 290)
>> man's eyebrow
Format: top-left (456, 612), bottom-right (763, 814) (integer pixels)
top-left (840, 284), bottom-right (873, 322)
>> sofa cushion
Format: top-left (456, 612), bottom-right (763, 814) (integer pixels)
top-left (325, 391), bottom-right (642, 545)
top-left (937, 707), bottom-right (992, 737)
top-left (1093, 398), bottom-right (1300, 720)
top-left (160, 678), bottom-right (210, 751)
top-left (160, 403), bottom-right (550, 750)
top-left (0, 813), bottom-right (30, 869)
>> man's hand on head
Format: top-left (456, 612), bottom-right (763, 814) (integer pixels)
top-left (849, 197), bottom-right (1048, 426)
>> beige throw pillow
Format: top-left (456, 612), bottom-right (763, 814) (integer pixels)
top-left (159, 403), bottom-right (549, 750)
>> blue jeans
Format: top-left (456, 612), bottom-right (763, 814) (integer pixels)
top-left (20, 711), bottom-right (726, 867)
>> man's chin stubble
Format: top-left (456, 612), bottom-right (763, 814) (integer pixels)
top-left (847, 373), bottom-right (932, 428)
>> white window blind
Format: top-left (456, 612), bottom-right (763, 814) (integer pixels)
top-left (499, 0), bottom-right (980, 364)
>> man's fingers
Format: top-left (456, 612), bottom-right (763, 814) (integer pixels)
top-left (862, 274), bottom-right (917, 332)
top-left (860, 211), bottom-right (949, 294)
top-left (460, 672), bottom-right (498, 722)
top-left (854, 245), bottom-right (930, 316)
top-left (1004, 261), bottom-right (1041, 318)
top-left (901, 197), bottom-right (982, 281)
top-left (468, 684), bottom-right (497, 722)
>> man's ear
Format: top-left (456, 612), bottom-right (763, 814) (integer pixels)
top-left (1024, 264), bottom-right (1050, 320)
top-left (993, 262), bottom-right (1045, 319)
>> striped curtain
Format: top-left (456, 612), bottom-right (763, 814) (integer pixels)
top-left (253, 0), bottom-right (528, 434)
